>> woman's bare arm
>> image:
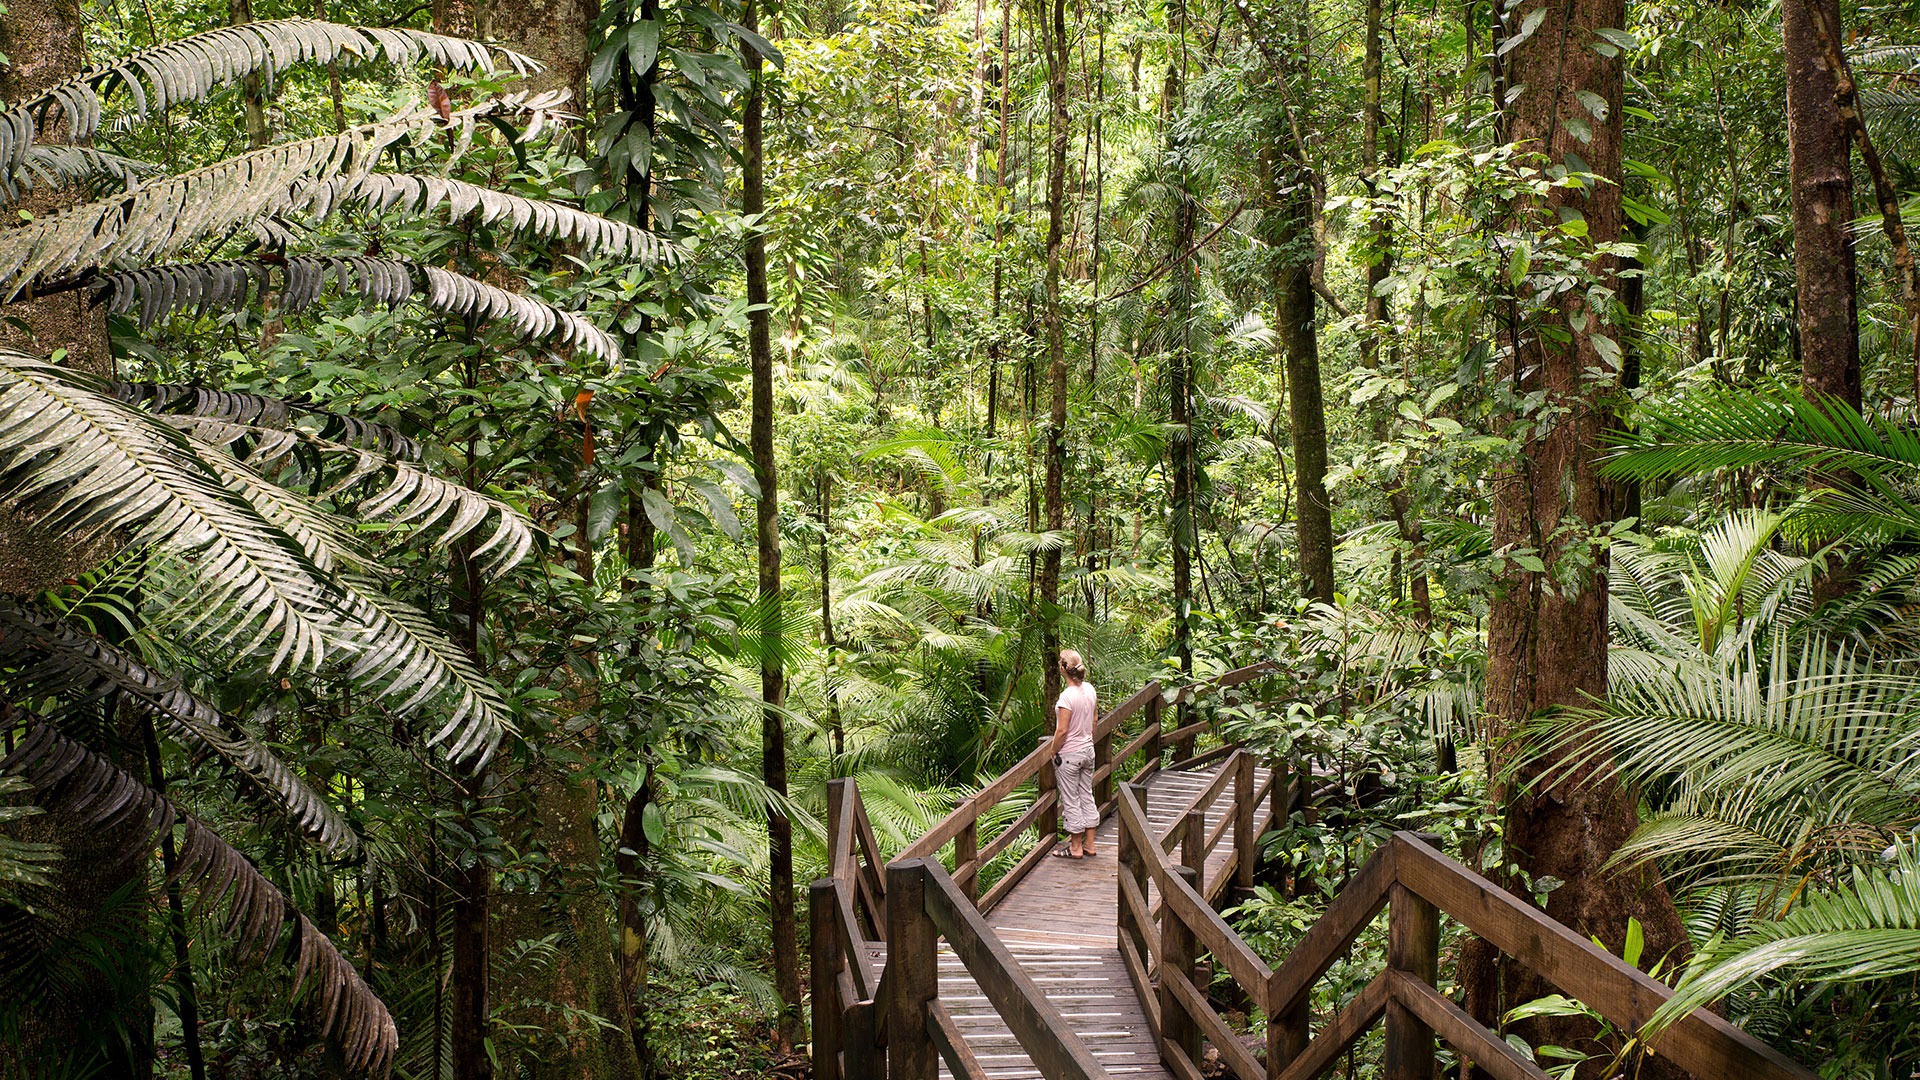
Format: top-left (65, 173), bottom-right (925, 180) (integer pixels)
top-left (1049, 704), bottom-right (1071, 755)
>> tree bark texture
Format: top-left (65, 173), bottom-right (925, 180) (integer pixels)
top-left (1785, 0), bottom-right (1860, 413)
top-left (1271, 156), bottom-right (1335, 606)
top-left (1039, 0), bottom-right (1070, 712)
top-left (742, 0), bottom-right (805, 1049)
top-left (432, 0), bottom-right (594, 99)
top-left (1467, 2), bottom-right (1691, 1074)
top-left (1164, 54), bottom-right (1196, 695)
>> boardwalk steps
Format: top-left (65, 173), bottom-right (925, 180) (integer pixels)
top-left (812, 662), bottom-right (1822, 1080)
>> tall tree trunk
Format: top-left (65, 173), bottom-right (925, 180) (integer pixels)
top-left (0, 8), bottom-right (152, 1076)
top-left (1465, 1), bottom-right (1690, 1072)
top-left (1165, 12), bottom-right (1196, 700)
top-left (432, 0), bottom-right (593, 98)
top-left (741, 0), bottom-right (804, 1050)
top-left (1273, 169), bottom-right (1334, 607)
top-left (1039, 0), bottom-right (1071, 712)
top-left (1785, 0), bottom-right (1860, 414)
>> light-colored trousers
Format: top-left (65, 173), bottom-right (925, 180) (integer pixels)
top-left (1057, 747), bottom-right (1099, 833)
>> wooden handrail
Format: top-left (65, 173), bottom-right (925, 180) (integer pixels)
top-left (897, 857), bottom-right (1112, 1080)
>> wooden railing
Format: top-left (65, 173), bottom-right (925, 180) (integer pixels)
top-left (810, 660), bottom-right (1282, 1080)
top-left (1113, 804), bottom-right (1821, 1080)
top-left (893, 660), bottom-right (1279, 913)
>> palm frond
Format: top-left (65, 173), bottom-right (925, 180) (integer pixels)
top-left (117, 380), bottom-right (418, 459)
top-left (0, 18), bottom-right (535, 188)
top-left (97, 257), bottom-right (621, 362)
top-left (1, 93), bottom-right (672, 299)
top-left (0, 776), bottom-right (57, 898)
top-left (0, 349), bottom-right (336, 671)
top-left (0, 722), bottom-right (397, 1074)
top-left (1649, 845), bottom-right (1920, 1033)
top-left (173, 413), bottom-right (538, 574)
top-left (337, 579), bottom-right (513, 764)
top-left (1606, 388), bottom-right (1920, 489)
top-left (8, 145), bottom-right (152, 199)
top-left (0, 601), bottom-right (357, 853)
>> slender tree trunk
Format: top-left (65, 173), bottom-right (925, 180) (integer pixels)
top-left (449, 534), bottom-right (493, 1080)
top-left (1785, 0), bottom-right (1860, 414)
top-left (1039, 0), bottom-right (1071, 711)
top-left (741, 1), bottom-right (804, 1050)
top-left (1465, 1), bottom-right (1690, 1071)
top-left (819, 470), bottom-right (845, 757)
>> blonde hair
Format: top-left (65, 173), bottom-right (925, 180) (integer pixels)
top-left (1058, 649), bottom-right (1087, 684)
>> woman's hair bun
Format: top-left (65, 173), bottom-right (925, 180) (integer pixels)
top-left (1059, 648), bottom-right (1086, 679)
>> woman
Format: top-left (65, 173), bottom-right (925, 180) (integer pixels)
top-left (1049, 649), bottom-right (1100, 858)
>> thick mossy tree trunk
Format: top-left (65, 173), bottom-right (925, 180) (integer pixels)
top-left (742, 0), bottom-right (805, 1049)
top-left (1464, 1), bottom-right (1691, 1074)
top-left (1038, 0), bottom-right (1071, 710)
top-left (0, 6), bottom-right (153, 1076)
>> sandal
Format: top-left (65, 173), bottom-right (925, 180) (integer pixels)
top-left (1051, 847), bottom-right (1082, 859)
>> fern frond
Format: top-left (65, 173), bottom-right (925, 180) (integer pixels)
top-left (0, 18), bottom-right (535, 187)
top-left (0, 601), bottom-right (357, 853)
top-left (336, 579), bottom-right (513, 765)
top-left (97, 257), bottom-right (621, 362)
top-left (118, 380), bottom-right (419, 459)
top-left (0, 722), bottom-right (397, 1074)
top-left (167, 413), bottom-right (538, 574)
top-left (1, 93), bottom-right (672, 299)
top-left (8, 145), bottom-right (152, 200)
top-left (0, 350), bottom-right (337, 671)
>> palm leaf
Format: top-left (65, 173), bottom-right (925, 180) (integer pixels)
top-left (0, 18), bottom-right (536, 185)
top-left (0, 349), bottom-right (337, 671)
top-left (117, 380), bottom-right (419, 459)
top-left (0, 600), bottom-right (356, 853)
top-left (7, 145), bottom-right (152, 201)
top-left (96, 257), bottom-right (622, 362)
top-left (336, 578), bottom-right (514, 764)
top-left (1649, 845), bottom-right (1920, 1034)
top-left (1, 93), bottom-right (673, 300)
top-left (0, 722), bottom-right (397, 1074)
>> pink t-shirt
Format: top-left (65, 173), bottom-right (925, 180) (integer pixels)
top-left (1056, 682), bottom-right (1098, 755)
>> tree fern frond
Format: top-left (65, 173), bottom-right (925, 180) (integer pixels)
top-left (311, 171), bottom-right (677, 265)
top-left (335, 578), bottom-right (513, 765)
top-left (0, 18), bottom-right (535, 188)
top-left (8, 145), bottom-right (152, 200)
top-left (1649, 845), bottom-right (1920, 1034)
top-left (170, 413), bottom-right (538, 573)
top-left (0, 601), bottom-right (357, 853)
top-left (118, 381), bottom-right (420, 459)
top-left (1, 93), bottom-right (670, 299)
top-left (95, 257), bottom-right (622, 362)
top-left (0, 350), bottom-right (336, 671)
top-left (0, 722), bottom-right (397, 1073)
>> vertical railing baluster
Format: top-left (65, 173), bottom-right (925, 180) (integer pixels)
top-left (1235, 750), bottom-right (1256, 891)
top-left (1182, 806), bottom-right (1205, 895)
top-left (956, 818), bottom-right (979, 905)
top-left (1146, 693), bottom-right (1164, 771)
top-left (1037, 736), bottom-right (1060, 846)
top-left (1095, 723), bottom-right (1114, 808)
top-left (1384, 881), bottom-right (1439, 1080)
top-left (886, 861), bottom-right (938, 1080)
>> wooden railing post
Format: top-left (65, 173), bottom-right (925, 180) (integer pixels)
top-left (809, 880), bottom-right (845, 1080)
top-left (1234, 750), bottom-right (1256, 891)
top-left (886, 861), bottom-right (939, 1080)
top-left (844, 999), bottom-right (879, 1080)
top-left (1037, 737), bottom-right (1060, 844)
top-left (1122, 780), bottom-right (1150, 965)
top-left (1384, 881), bottom-right (1439, 1080)
top-left (956, 818), bottom-right (979, 905)
top-left (1160, 863), bottom-right (1201, 1066)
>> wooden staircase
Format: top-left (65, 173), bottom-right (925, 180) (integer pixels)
top-left (810, 663), bottom-right (1820, 1080)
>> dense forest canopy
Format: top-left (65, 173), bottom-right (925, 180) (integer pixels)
top-left (2, 0), bottom-right (1920, 1073)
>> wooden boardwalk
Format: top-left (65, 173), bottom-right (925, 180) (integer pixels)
top-left (932, 760), bottom-right (1274, 1080)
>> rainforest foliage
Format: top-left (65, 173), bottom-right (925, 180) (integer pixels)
top-left (3, 0), bottom-right (1920, 1074)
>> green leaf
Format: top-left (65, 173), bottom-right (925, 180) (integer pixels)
top-left (641, 486), bottom-right (677, 535)
top-left (626, 20), bottom-right (661, 76)
top-left (1499, 8), bottom-right (1547, 56)
top-left (1623, 916), bottom-right (1645, 968)
top-left (587, 484), bottom-right (624, 544)
top-left (642, 802), bottom-right (666, 846)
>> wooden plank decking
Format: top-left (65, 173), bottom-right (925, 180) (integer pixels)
top-left (928, 759), bottom-right (1274, 1080)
